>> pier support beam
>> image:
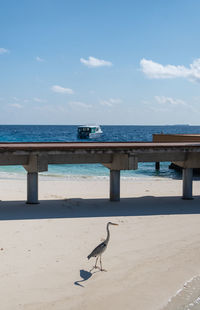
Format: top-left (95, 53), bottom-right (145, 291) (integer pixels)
top-left (182, 168), bottom-right (193, 200)
top-left (27, 172), bottom-right (39, 204)
top-left (110, 170), bottom-right (120, 201)
top-left (155, 162), bottom-right (160, 170)
top-left (23, 154), bottom-right (48, 204)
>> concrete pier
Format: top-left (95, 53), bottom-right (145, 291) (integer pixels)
top-left (182, 168), bottom-right (193, 200)
top-left (27, 172), bottom-right (39, 204)
top-left (110, 170), bottom-right (120, 201)
top-left (0, 141), bottom-right (199, 202)
top-left (155, 162), bottom-right (160, 170)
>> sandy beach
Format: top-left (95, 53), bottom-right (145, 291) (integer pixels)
top-left (0, 177), bottom-right (200, 310)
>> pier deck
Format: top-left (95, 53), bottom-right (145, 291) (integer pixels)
top-left (0, 141), bottom-right (200, 203)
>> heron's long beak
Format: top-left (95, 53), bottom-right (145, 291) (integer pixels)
top-left (110, 222), bottom-right (118, 226)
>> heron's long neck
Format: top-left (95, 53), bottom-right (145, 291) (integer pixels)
top-left (105, 223), bottom-right (110, 243)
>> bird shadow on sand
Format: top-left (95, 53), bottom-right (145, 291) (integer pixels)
top-left (74, 268), bottom-right (101, 287)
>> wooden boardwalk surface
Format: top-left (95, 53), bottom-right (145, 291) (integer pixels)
top-left (0, 141), bottom-right (200, 148)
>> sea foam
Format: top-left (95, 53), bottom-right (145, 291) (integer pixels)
top-left (162, 275), bottom-right (200, 310)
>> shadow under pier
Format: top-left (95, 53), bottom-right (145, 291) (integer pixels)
top-left (0, 195), bottom-right (200, 221)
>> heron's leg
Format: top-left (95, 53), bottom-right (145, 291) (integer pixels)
top-left (94, 256), bottom-right (99, 268)
top-left (100, 255), bottom-right (107, 272)
top-left (100, 255), bottom-right (102, 270)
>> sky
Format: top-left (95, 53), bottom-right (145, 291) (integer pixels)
top-left (1, 0), bottom-right (200, 125)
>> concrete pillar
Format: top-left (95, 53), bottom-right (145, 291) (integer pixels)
top-left (26, 172), bottom-right (39, 204)
top-left (155, 162), bottom-right (160, 170)
top-left (110, 170), bottom-right (120, 201)
top-left (182, 168), bottom-right (193, 200)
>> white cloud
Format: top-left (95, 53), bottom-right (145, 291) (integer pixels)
top-left (140, 58), bottom-right (200, 82)
top-left (69, 101), bottom-right (92, 108)
top-left (155, 96), bottom-right (187, 106)
top-left (109, 98), bottom-right (122, 104)
top-left (100, 98), bottom-right (122, 107)
top-left (33, 97), bottom-right (47, 103)
top-left (89, 90), bottom-right (95, 94)
top-left (80, 56), bottom-right (112, 67)
top-left (34, 105), bottom-right (56, 113)
top-left (52, 85), bottom-right (74, 94)
top-left (149, 106), bottom-right (169, 113)
top-left (36, 56), bottom-right (44, 62)
top-left (12, 97), bottom-right (19, 101)
top-left (9, 103), bottom-right (23, 109)
top-left (100, 100), bottom-right (113, 107)
top-left (0, 48), bottom-right (9, 55)
top-left (10, 97), bottom-right (30, 103)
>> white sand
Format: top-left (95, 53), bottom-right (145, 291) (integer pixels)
top-left (0, 177), bottom-right (200, 310)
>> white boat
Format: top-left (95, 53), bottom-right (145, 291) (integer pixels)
top-left (77, 125), bottom-right (103, 139)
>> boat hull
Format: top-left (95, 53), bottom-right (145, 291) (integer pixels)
top-left (77, 132), bottom-right (102, 139)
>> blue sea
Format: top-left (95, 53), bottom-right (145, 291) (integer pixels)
top-left (0, 124), bottom-right (199, 180)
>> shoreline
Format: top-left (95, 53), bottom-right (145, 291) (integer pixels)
top-left (0, 169), bottom-right (179, 182)
top-left (0, 177), bottom-right (200, 309)
top-left (0, 160), bottom-right (179, 182)
top-left (162, 275), bottom-right (200, 309)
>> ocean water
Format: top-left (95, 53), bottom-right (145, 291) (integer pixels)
top-left (0, 124), bottom-right (200, 180)
top-left (162, 276), bottom-right (200, 310)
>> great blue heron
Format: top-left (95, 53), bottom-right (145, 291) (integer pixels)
top-left (87, 222), bottom-right (118, 271)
